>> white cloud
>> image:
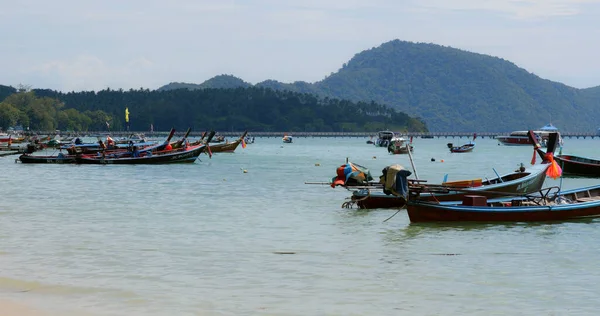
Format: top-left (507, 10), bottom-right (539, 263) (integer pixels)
top-left (26, 55), bottom-right (157, 91)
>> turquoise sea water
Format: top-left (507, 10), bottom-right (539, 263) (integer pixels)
top-left (2, 136), bottom-right (600, 315)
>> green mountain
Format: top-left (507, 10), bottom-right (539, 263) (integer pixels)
top-left (0, 85), bottom-right (17, 101)
top-left (159, 74), bottom-right (251, 91)
top-left (160, 40), bottom-right (600, 132)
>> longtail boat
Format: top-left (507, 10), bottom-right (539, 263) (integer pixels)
top-left (76, 131), bottom-right (215, 165)
top-left (526, 131), bottom-right (598, 177)
top-left (76, 143), bottom-right (207, 165)
top-left (192, 131), bottom-right (248, 153)
top-left (19, 152), bottom-right (78, 164)
top-left (406, 185), bottom-right (600, 223)
top-left (552, 155), bottom-right (600, 177)
top-left (17, 128), bottom-right (190, 164)
top-left (350, 163), bottom-right (549, 209)
top-left (448, 133), bottom-right (476, 153)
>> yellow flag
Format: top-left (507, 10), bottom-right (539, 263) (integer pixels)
top-left (125, 107), bottom-right (130, 122)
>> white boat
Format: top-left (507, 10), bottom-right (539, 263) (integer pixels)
top-left (387, 137), bottom-right (413, 154)
top-left (497, 124), bottom-right (559, 147)
top-left (374, 130), bottom-right (394, 147)
top-left (282, 135), bottom-right (293, 143)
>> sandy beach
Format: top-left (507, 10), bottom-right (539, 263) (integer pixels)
top-left (0, 298), bottom-right (95, 316)
top-left (0, 299), bottom-right (46, 316)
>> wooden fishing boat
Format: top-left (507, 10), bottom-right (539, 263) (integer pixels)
top-left (76, 143), bottom-right (208, 165)
top-left (205, 131), bottom-right (247, 153)
top-left (449, 143), bottom-right (475, 153)
top-left (76, 131), bottom-right (215, 165)
top-left (18, 152), bottom-right (78, 164)
top-left (448, 133), bottom-right (476, 153)
top-left (552, 155), bottom-right (600, 177)
top-left (18, 129), bottom-right (205, 164)
top-left (406, 185), bottom-right (600, 222)
top-left (0, 134), bottom-right (25, 144)
top-left (350, 163), bottom-right (550, 209)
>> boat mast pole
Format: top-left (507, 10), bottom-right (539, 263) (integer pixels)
top-left (406, 143), bottom-right (419, 180)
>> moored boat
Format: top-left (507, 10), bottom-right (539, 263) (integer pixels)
top-left (448, 143), bottom-right (475, 153)
top-left (406, 185), bottom-right (600, 223)
top-left (76, 131), bottom-right (215, 164)
top-left (18, 152), bottom-right (78, 164)
top-left (387, 137), bottom-right (414, 154)
top-left (554, 155), bottom-right (600, 177)
top-left (0, 134), bottom-right (25, 144)
top-left (374, 130), bottom-right (394, 147)
top-left (351, 163), bottom-right (550, 209)
top-left (497, 124), bottom-right (558, 147)
top-left (448, 133), bottom-right (476, 153)
top-left (76, 143), bottom-right (208, 165)
top-left (202, 131), bottom-right (248, 153)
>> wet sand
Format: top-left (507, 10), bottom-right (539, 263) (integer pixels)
top-left (0, 298), bottom-right (95, 316)
top-left (0, 299), bottom-right (45, 316)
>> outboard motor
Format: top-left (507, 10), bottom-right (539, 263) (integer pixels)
top-left (25, 143), bottom-right (36, 154)
top-left (447, 143), bottom-right (453, 149)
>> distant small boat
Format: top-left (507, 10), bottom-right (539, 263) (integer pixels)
top-left (497, 124), bottom-right (558, 147)
top-left (449, 143), bottom-right (475, 153)
top-left (282, 135), bottom-right (293, 143)
top-left (388, 137), bottom-right (414, 154)
top-left (448, 133), bottom-right (476, 153)
top-left (374, 130), bottom-right (394, 147)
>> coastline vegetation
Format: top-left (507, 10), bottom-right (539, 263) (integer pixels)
top-left (0, 85), bottom-right (427, 133)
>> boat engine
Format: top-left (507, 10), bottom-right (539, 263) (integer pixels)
top-left (447, 143), bottom-right (453, 149)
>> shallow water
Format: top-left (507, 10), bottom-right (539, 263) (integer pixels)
top-left (1, 136), bottom-right (600, 315)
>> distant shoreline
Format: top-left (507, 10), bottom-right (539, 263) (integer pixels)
top-left (6, 131), bottom-right (600, 139)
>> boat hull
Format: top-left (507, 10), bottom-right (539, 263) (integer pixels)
top-left (555, 155), bottom-right (600, 177)
top-left (18, 154), bottom-right (76, 164)
top-left (407, 200), bottom-right (600, 222)
top-left (450, 144), bottom-right (475, 153)
top-left (496, 136), bottom-right (533, 146)
top-left (208, 139), bottom-right (241, 153)
top-left (76, 145), bottom-right (206, 165)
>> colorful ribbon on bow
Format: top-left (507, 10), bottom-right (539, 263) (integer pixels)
top-left (544, 152), bottom-right (562, 179)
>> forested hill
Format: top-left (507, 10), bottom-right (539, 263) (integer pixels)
top-left (160, 40), bottom-right (600, 132)
top-left (0, 85), bottom-right (16, 101)
top-left (161, 75), bottom-right (251, 91)
top-left (0, 87), bottom-right (427, 133)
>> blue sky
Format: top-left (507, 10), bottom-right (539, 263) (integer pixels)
top-left (2, 0), bottom-right (599, 91)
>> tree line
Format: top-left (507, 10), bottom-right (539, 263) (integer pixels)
top-left (0, 85), bottom-right (428, 133)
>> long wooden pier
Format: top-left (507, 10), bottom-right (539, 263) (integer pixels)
top-left (33, 131), bottom-right (600, 139)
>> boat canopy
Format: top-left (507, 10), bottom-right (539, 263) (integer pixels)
top-left (378, 131), bottom-right (394, 139)
top-left (539, 124), bottom-right (559, 131)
